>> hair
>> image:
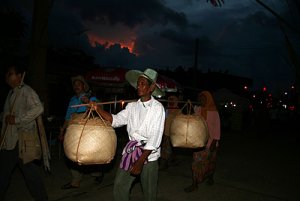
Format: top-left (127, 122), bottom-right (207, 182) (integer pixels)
top-left (6, 62), bottom-right (27, 75)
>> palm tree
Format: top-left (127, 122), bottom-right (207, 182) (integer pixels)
top-left (27, 0), bottom-right (53, 116)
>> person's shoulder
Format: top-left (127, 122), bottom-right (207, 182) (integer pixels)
top-left (19, 85), bottom-right (41, 102)
top-left (21, 84), bottom-right (31, 90)
top-left (69, 95), bottom-right (78, 101)
top-left (152, 98), bottom-right (164, 108)
top-left (208, 110), bottom-right (219, 114)
top-left (21, 84), bottom-right (37, 94)
top-left (207, 110), bottom-right (220, 118)
top-left (90, 96), bottom-right (98, 101)
top-left (127, 101), bottom-right (137, 107)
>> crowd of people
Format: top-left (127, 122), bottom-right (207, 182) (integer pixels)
top-left (0, 63), bottom-right (221, 201)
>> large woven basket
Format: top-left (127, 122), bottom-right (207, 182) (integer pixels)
top-left (63, 112), bottom-right (117, 165)
top-left (170, 114), bottom-right (208, 148)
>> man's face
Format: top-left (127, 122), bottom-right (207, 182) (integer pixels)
top-left (73, 80), bottom-right (85, 95)
top-left (6, 67), bottom-right (22, 88)
top-left (137, 76), bottom-right (153, 97)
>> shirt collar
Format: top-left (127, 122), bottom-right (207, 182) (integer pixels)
top-left (138, 96), bottom-right (154, 108)
top-left (12, 84), bottom-right (23, 93)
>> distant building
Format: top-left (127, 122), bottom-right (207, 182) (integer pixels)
top-left (197, 72), bottom-right (253, 95)
top-left (177, 71), bottom-right (253, 101)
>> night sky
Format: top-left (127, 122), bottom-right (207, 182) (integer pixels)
top-left (2, 0), bottom-right (300, 94)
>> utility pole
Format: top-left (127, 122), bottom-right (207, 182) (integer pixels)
top-left (28, 0), bottom-right (52, 117)
top-left (193, 38), bottom-right (199, 88)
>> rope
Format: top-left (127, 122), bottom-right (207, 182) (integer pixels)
top-left (173, 100), bottom-right (195, 145)
top-left (74, 107), bottom-right (111, 163)
top-left (75, 109), bottom-right (92, 163)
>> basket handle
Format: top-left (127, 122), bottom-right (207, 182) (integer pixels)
top-left (178, 100), bottom-right (194, 115)
top-left (82, 107), bottom-right (109, 127)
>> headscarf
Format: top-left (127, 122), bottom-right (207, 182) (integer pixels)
top-left (199, 91), bottom-right (217, 119)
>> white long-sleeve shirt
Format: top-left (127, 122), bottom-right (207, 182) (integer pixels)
top-left (112, 96), bottom-right (165, 161)
top-left (1, 84), bottom-right (43, 150)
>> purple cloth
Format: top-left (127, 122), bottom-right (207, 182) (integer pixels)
top-left (120, 140), bottom-right (147, 171)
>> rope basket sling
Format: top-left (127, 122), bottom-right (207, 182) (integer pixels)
top-left (170, 101), bottom-right (208, 148)
top-left (63, 109), bottom-right (117, 165)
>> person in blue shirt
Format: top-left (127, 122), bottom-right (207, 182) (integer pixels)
top-left (59, 75), bottom-right (102, 189)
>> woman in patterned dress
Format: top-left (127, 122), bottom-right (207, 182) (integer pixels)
top-left (184, 91), bottom-right (221, 192)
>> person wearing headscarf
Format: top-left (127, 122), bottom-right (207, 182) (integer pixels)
top-left (184, 90), bottom-right (221, 192)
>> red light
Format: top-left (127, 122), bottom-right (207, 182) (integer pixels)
top-left (262, 87), bottom-right (267, 92)
top-left (249, 104), bottom-right (253, 112)
top-left (289, 105), bottom-right (295, 111)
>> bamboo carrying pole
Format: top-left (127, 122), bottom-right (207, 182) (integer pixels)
top-left (70, 99), bottom-right (201, 109)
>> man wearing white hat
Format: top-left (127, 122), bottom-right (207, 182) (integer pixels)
top-left (94, 68), bottom-right (165, 201)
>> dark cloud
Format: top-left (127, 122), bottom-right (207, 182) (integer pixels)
top-left (48, 7), bottom-right (86, 48)
top-left (91, 43), bottom-right (136, 66)
top-left (1, 0), bottom-right (299, 92)
top-left (203, 11), bottom-right (293, 87)
top-left (63, 0), bottom-right (188, 28)
top-left (242, 11), bottom-right (278, 28)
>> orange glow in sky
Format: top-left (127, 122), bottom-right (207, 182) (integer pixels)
top-left (87, 33), bottom-right (136, 55)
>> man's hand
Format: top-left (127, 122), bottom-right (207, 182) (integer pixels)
top-left (81, 96), bottom-right (90, 104)
top-left (130, 159), bottom-right (144, 176)
top-left (5, 115), bottom-right (16, 125)
top-left (86, 101), bottom-right (97, 112)
top-left (129, 150), bottom-right (152, 176)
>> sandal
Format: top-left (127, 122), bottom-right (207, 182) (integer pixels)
top-left (206, 175), bottom-right (214, 186)
top-left (61, 182), bottom-right (79, 190)
top-left (184, 184), bottom-right (198, 193)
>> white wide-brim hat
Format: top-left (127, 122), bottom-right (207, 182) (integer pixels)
top-left (125, 68), bottom-right (165, 97)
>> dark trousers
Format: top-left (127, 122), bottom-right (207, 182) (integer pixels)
top-left (0, 145), bottom-right (48, 201)
top-left (113, 160), bottom-right (158, 201)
